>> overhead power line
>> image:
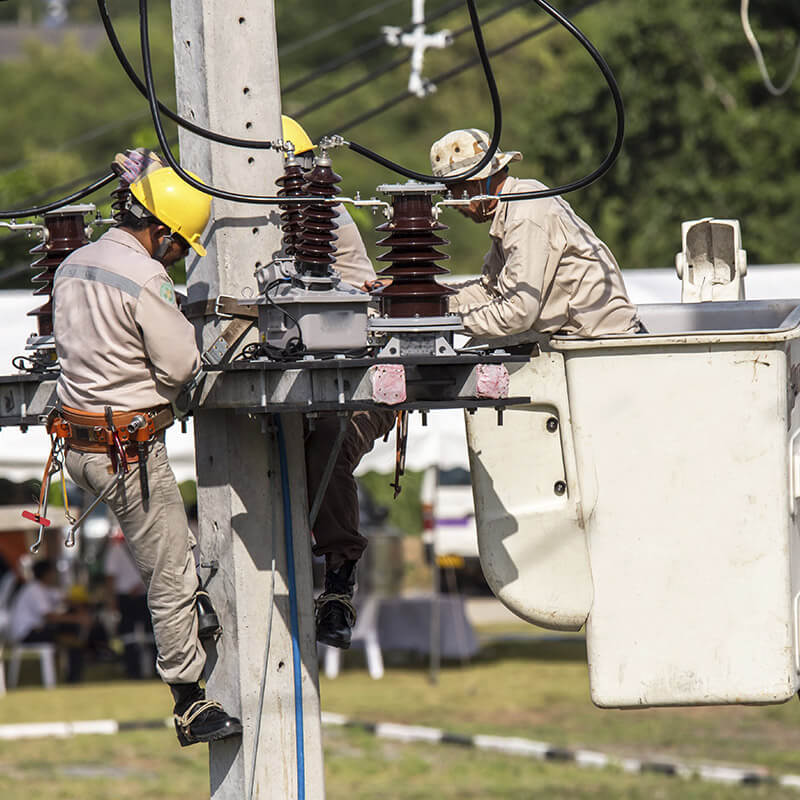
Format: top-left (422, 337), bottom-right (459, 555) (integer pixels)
top-left (326, 0), bottom-right (601, 135)
top-left (283, 0), bottom-right (464, 95)
top-left (8, 134), bottom-right (179, 212)
top-left (0, 262), bottom-right (34, 286)
top-left (2, 0), bottom-right (603, 216)
top-left (0, 110), bottom-right (150, 179)
top-left (0, 0), bottom-right (464, 180)
top-left (294, 0), bottom-right (529, 119)
top-left (278, 0), bottom-right (407, 58)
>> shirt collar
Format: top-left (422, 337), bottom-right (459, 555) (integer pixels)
top-left (488, 175), bottom-right (519, 238)
top-left (102, 226), bottom-right (153, 259)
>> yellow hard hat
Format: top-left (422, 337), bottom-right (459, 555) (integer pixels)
top-left (130, 167), bottom-right (212, 257)
top-left (281, 115), bottom-right (314, 155)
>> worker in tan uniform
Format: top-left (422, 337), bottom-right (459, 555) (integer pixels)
top-left (53, 156), bottom-right (242, 746)
top-left (429, 128), bottom-right (640, 339)
top-left (283, 117), bottom-right (395, 649)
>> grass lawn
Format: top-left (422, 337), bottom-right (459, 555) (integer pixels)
top-left (2, 637), bottom-right (800, 798)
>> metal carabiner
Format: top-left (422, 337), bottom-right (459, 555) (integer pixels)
top-left (64, 459), bottom-right (126, 549)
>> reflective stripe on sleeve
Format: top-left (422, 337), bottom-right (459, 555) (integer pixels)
top-left (55, 264), bottom-right (142, 299)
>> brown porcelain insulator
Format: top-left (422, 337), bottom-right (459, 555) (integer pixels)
top-left (110, 183), bottom-right (130, 223)
top-left (374, 192), bottom-right (456, 318)
top-left (294, 159), bottom-right (341, 278)
top-left (275, 161), bottom-right (306, 256)
top-left (28, 207), bottom-right (91, 336)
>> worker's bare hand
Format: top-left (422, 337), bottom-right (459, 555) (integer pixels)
top-left (362, 278), bottom-right (392, 292)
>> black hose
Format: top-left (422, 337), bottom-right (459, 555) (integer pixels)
top-left (346, 0), bottom-right (625, 198)
top-left (98, 0), bottom-right (278, 150)
top-left (0, 172), bottom-right (117, 220)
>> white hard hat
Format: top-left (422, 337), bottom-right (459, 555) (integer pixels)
top-left (429, 128), bottom-right (522, 181)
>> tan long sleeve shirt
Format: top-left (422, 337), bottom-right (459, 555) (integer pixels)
top-left (450, 176), bottom-right (639, 338)
top-left (332, 205), bottom-right (376, 287)
top-left (53, 227), bottom-right (201, 412)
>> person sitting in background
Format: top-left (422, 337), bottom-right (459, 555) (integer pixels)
top-left (9, 560), bottom-right (90, 682)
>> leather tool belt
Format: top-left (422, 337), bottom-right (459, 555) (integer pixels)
top-left (50, 405), bottom-right (174, 461)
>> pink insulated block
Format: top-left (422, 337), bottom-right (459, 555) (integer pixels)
top-left (475, 364), bottom-right (510, 399)
top-left (371, 364), bottom-right (407, 405)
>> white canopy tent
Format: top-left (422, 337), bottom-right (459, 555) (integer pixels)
top-left (2, 265), bottom-right (799, 482)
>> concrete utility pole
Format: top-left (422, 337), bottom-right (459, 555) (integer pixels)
top-left (169, 3), bottom-right (325, 798)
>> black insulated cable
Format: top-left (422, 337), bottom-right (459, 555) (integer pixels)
top-left (322, 0), bottom-right (599, 133)
top-left (346, 0), bottom-right (503, 185)
top-left (0, 172), bottom-right (117, 220)
top-left (99, 0), bottom-right (278, 151)
top-left (483, 0), bottom-right (623, 200)
top-left (138, 0), bottom-right (318, 205)
top-left (282, 0), bottom-right (464, 95)
top-left (345, 0), bottom-right (624, 198)
top-left (294, 0), bottom-right (529, 121)
top-left (135, 0), bottom-right (619, 201)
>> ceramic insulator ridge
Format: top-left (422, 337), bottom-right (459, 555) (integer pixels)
top-left (110, 184), bottom-right (129, 223)
top-left (275, 160), bottom-right (305, 256)
top-left (28, 209), bottom-right (91, 336)
top-left (373, 192), bottom-right (456, 318)
top-left (294, 157), bottom-right (341, 278)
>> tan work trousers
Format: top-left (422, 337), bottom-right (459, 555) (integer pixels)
top-left (305, 409), bottom-right (396, 568)
top-left (65, 441), bottom-right (205, 685)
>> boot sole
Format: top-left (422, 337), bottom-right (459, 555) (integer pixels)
top-left (317, 632), bottom-right (352, 650)
top-left (175, 720), bottom-right (243, 747)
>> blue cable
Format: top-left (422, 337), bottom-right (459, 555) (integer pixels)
top-left (275, 415), bottom-right (305, 799)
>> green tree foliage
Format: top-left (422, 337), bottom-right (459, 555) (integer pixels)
top-left (1, 0), bottom-right (799, 289)
top-left (0, 3), bottom-right (175, 284)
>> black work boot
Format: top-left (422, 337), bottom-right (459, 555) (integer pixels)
top-left (170, 682), bottom-right (242, 747)
top-left (316, 559), bottom-right (358, 649)
top-left (195, 588), bottom-right (221, 641)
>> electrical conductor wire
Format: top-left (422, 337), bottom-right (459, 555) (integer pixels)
top-left (138, 0), bottom-right (501, 199)
top-left (294, 0), bottom-right (529, 120)
top-left (344, 0), bottom-right (624, 199)
top-left (330, 1), bottom-right (598, 143)
top-left (275, 415), bottom-right (306, 800)
top-left (345, 0), bottom-right (503, 184)
top-left (0, 172), bottom-right (117, 221)
top-left (99, 0), bottom-right (279, 151)
top-left (740, 0), bottom-right (800, 97)
top-left (138, 0), bottom-right (327, 205)
top-left (279, 0), bottom-right (406, 58)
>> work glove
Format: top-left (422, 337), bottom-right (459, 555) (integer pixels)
top-left (111, 148), bottom-right (164, 185)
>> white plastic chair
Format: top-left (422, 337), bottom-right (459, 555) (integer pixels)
top-left (120, 622), bottom-right (156, 678)
top-left (7, 643), bottom-right (57, 689)
top-left (0, 572), bottom-right (19, 697)
top-left (324, 593), bottom-right (384, 680)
